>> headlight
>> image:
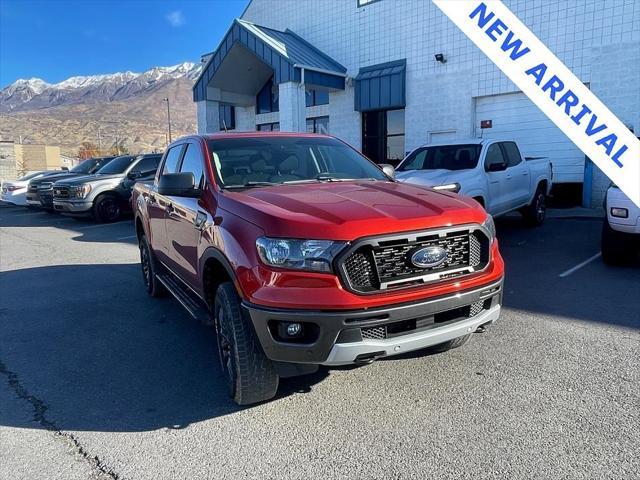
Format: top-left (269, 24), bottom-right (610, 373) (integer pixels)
top-left (432, 183), bottom-right (461, 193)
top-left (482, 215), bottom-right (496, 241)
top-left (256, 237), bottom-right (346, 273)
top-left (71, 184), bottom-right (92, 198)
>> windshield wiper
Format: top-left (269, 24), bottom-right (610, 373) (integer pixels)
top-left (224, 181), bottom-right (278, 190)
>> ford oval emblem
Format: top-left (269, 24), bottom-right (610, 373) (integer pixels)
top-left (411, 246), bottom-right (448, 268)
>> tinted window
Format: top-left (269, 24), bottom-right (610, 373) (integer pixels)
top-left (398, 144), bottom-right (481, 171)
top-left (501, 142), bottom-right (522, 167)
top-left (163, 146), bottom-right (183, 174)
top-left (134, 155), bottom-right (161, 175)
top-left (95, 156), bottom-right (135, 174)
top-left (70, 158), bottom-right (99, 174)
top-left (179, 144), bottom-right (204, 188)
top-left (484, 144), bottom-right (505, 170)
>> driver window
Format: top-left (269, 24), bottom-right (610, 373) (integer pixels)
top-left (179, 144), bottom-right (205, 188)
top-left (484, 144), bottom-right (505, 170)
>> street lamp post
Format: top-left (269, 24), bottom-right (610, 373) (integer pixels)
top-left (163, 98), bottom-right (172, 145)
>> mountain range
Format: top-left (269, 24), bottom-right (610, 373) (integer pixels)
top-left (0, 62), bottom-right (203, 156)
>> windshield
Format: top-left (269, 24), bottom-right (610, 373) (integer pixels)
top-left (71, 159), bottom-right (100, 174)
top-left (95, 156), bottom-right (135, 175)
top-left (397, 144), bottom-right (481, 172)
top-left (207, 136), bottom-right (388, 188)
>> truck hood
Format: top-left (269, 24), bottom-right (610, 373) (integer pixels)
top-left (55, 173), bottom-right (123, 186)
top-left (31, 172), bottom-right (84, 186)
top-left (219, 180), bottom-right (486, 240)
top-left (395, 169), bottom-right (465, 187)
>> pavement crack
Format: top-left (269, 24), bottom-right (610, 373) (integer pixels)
top-left (0, 359), bottom-right (122, 480)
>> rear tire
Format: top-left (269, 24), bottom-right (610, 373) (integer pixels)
top-left (429, 333), bottom-right (471, 354)
top-left (214, 282), bottom-right (279, 405)
top-left (521, 186), bottom-right (547, 227)
top-left (139, 235), bottom-right (166, 297)
top-left (601, 220), bottom-right (633, 265)
top-left (92, 194), bottom-right (121, 223)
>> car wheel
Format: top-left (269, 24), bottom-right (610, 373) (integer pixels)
top-left (214, 282), bottom-right (279, 405)
top-left (601, 220), bottom-right (632, 265)
top-left (139, 235), bottom-right (166, 297)
top-left (522, 187), bottom-right (546, 227)
top-left (93, 194), bottom-right (121, 223)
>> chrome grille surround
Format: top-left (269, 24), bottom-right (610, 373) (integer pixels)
top-left (337, 224), bottom-right (492, 294)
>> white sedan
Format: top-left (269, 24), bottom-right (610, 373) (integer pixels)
top-left (1, 171), bottom-right (53, 206)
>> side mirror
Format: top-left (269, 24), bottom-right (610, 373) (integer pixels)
top-left (486, 161), bottom-right (507, 172)
top-left (380, 163), bottom-right (396, 179)
top-left (127, 170), bottom-right (142, 180)
top-left (158, 172), bottom-right (201, 198)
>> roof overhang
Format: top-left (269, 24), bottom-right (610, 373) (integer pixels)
top-left (354, 59), bottom-right (406, 112)
top-left (193, 19), bottom-right (347, 103)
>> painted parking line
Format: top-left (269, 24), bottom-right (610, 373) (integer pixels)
top-left (116, 235), bottom-right (137, 240)
top-left (559, 253), bottom-right (602, 278)
top-left (75, 221), bottom-right (130, 230)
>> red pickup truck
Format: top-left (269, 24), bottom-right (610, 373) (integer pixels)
top-left (133, 133), bottom-right (504, 405)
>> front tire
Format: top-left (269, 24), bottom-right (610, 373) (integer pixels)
top-left (521, 186), bottom-right (547, 227)
top-left (601, 220), bottom-right (633, 265)
top-left (93, 194), bottom-right (121, 223)
top-left (214, 282), bottom-right (279, 405)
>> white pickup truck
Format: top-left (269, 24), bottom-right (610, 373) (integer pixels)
top-left (395, 139), bottom-right (553, 226)
top-left (601, 184), bottom-right (640, 265)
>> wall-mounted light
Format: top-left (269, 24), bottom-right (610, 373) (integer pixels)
top-left (434, 53), bottom-right (446, 64)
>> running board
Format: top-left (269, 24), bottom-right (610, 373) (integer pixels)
top-left (155, 272), bottom-right (210, 324)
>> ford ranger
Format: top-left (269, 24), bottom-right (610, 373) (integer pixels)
top-left (395, 139), bottom-right (552, 226)
top-left (133, 133), bottom-right (505, 405)
top-left (53, 153), bottom-right (161, 222)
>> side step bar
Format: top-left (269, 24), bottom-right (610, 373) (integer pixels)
top-left (155, 272), bottom-right (210, 324)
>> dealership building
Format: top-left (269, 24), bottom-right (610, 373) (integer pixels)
top-left (193, 0), bottom-right (640, 206)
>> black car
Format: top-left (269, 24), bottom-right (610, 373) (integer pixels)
top-left (26, 157), bottom-right (116, 210)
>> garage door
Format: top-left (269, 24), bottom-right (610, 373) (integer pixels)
top-left (475, 91), bottom-right (584, 183)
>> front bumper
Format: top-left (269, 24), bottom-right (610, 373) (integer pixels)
top-left (26, 193), bottom-right (41, 207)
top-left (53, 200), bottom-right (93, 214)
top-left (244, 278), bottom-right (503, 365)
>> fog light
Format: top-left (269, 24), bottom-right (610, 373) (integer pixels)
top-left (611, 207), bottom-right (628, 218)
top-left (286, 323), bottom-right (302, 336)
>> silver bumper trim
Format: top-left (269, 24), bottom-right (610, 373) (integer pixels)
top-left (321, 304), bottom-right (501, 366)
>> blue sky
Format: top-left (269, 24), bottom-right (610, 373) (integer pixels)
top-left (0, 0), bottom-right (248, 87)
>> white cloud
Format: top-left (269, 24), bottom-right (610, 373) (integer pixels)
top-left (165, 10), bottom-right (185, 27)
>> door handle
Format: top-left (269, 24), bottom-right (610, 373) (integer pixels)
top-left (522, 171), bottom-right (529, 176)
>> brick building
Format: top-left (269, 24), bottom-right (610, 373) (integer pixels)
top-left (193, 0), bottom-right (640, 206)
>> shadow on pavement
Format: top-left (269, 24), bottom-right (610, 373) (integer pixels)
top-left (0, 263), bottom-right (328, 433)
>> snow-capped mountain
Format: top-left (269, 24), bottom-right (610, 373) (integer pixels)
top-left (0, 62), bottom-right (202, 113)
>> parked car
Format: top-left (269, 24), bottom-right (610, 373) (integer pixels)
top-left (53, 153), bottom-right (162, 222)
top-left (133, 133), bottom-right (505, 405)
top-left (26, 157), bottom-right (115, 211)
top-left (601, 184), bottom-right (640, 265)
top-left (1, 171), bottom-right (60, 206)
top-left (395, 139), bottom-right (553, 226)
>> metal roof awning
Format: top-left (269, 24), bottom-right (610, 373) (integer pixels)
top-left (354, 59), bottom-right (406, 112)
top-left (193, 19), bottom-right (347, 102)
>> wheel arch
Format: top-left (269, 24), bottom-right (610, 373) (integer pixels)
top-left (200, 247), bottom-right (242, 308)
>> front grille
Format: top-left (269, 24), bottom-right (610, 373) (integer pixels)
top-left (339, 226), bottom-right (490, 293)
top-left (53, 186), bottom-right (70, 199)
top-left (359, 300), bottom-right (488, 341)
top-left (38, 182), bottom-right (53, 191)
top-left (28, 184), bottom-right (38, 193)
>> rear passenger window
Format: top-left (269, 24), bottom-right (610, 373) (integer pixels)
top-left (501, 142), bottom-right (522, 167)
top-left (135, 156), bottom-right (161, 175)
top-left (180, 144), bottom-right (205, 188)
top-left (485, 144), bottom-right (505, 169)
top-left (163, 146), bottom-right (183, 174)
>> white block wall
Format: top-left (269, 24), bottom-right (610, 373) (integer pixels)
top-left (242, 0), bottom-right (640, 181)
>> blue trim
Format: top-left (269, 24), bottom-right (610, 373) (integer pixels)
top-left (193, 19), bottom-right (346, 102)
top-left (354, 59), bottom-right (406, 112)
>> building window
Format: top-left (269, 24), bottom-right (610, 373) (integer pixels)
top-left (305, 89), bottom-right (329, 107)
top-left (357, 0), bottom-right (381, 6)
top-left (306, 116), bottom-right (329, 134)
top-left (361, 109), bottom-right (405, 165)
top-left (256, 77), bottom-right (279, 114)
top-left (257, 122), bottom-right (280, 132)
top-left (218, 104), bottom-right (235, 131)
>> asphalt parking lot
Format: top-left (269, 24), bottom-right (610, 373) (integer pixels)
top-left (1, 205), bottom-right (638, 480)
